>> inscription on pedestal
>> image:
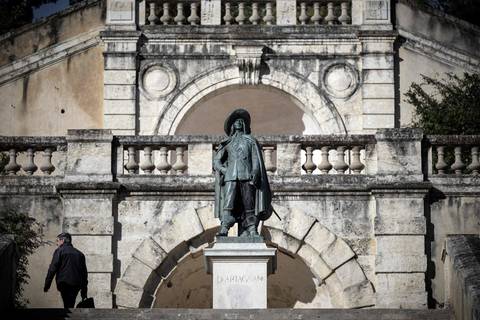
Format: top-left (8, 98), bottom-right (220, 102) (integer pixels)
top-left (276, 0), bottom-right (297, 25)
top-left (213, 262), bottom-right (267, 309)
top-left (365, 0), bottom-right (389, 20)
top-left (201, 0), bottom-right (221, 25)
top-left (216, 274), bottom-right (265, 285)
top-left (204, 241), bottom-right (277, 309)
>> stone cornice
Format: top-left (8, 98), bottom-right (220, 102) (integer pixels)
top-left (399, 28), bottom-right (480, 73)
top-left (0, 27), bottom-right (103, 86)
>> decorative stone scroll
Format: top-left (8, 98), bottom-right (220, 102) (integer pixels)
top-left (234, 45), bottom-right (264, 85)
top-left (140, 64), bottom-right (177, 99)
top-left (106, 0), bottom-right (136, 25)
top-left (276, 0), bottom-right (297, 25)
top-left (201, 0), bottom-right (222, 25)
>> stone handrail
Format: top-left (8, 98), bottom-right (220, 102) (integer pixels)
top-left (299, 134), bottom-right (374, 174)
top-left (142, 0), bottom-right (352, 26)
top-left (2, 132), bottom-right (479, 179)
top-left (0, 136), bottom-right (67, 176)
top-left (426, 135), bottom-right (480, 175)
top-left (115, 134), bottom-right (375, 176)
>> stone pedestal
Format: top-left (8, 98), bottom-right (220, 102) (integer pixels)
top-left (204, 237), bottom-right (277, 309)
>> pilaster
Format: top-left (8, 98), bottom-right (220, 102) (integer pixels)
top-left (373, 128), bottom-right (429, 308)
top-left (58, 129), bottom-right (120, 308)
top-left (360, 32), bottom-right (396, 132)
top-left (102, 2), bottom-right (140, 135)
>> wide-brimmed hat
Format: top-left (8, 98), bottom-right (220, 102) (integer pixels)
top-left (224, 108), bottom-right (251, 134)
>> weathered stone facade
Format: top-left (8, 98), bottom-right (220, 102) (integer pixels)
top-left (1, 129), bottom-right (479, 310)
top-left (0, 0), bottom-right (479, 313)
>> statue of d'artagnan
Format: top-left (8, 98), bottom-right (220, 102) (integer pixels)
top-left (214, 108), bottom-right (272, 237)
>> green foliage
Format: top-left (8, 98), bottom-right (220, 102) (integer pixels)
top-left (0, 211), bottom-right (43, 308)
top-left (0, 0), bottom-right (59, 34)
top-left (405, 73), bottom-right (480, 135)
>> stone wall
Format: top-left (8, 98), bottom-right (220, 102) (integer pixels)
top-left (444, 235), bottom-right (480, 320)
top-left (396, 0), bottom-right (480, 127)
top-left (0, 0), bottom-right (104, 136)
top-left (1, 129), bottom-right (478, 309)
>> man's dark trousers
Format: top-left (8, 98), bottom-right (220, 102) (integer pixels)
top-left (58, 283), bottom-right (81, 308)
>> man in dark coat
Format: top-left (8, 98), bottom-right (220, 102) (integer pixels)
top-left (44, 232), bottom-right (88, 308)
top-left (214, 108), bottom-right (272, 237)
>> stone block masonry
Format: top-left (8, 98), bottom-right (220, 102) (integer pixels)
top-left (2, 129), bottom-right (478, 309)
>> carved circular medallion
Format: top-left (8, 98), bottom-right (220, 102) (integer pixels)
top-left (141, 65), bottom-right (177, 99)
top-left (323, 63), bottom-right (359, 99)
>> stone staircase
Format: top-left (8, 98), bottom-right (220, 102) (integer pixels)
top-left (8, 309), bottom-right (454, 320)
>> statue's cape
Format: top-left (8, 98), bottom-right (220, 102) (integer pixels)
top-left (214, 135), bottom-right (273, 221)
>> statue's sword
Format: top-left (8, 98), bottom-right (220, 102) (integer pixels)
top-left (271, 206), bottom-right (282, 221)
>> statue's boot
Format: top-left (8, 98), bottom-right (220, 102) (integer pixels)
top-left (217, 211), bottom-right (235, 236)
top-left (244, 211), bottom-right (259, 237)
top-left (216, 225), bottom-right (229, 236)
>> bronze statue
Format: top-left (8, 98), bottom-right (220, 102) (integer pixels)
top-left (214, 109), bottom-right (272, 237)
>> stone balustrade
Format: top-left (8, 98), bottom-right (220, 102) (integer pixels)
top-left (427, 135), bottom-right (480, 176)
top-left (142, 0), bottom-right (352, 26)
top-left (2, 133), bottom-right (480, 179)
top-left (0, 137), bottom-right (67, 176)
top-left (114, 135), bottom-right (374, 176)
top-left (112, 136), bottom-right (187, 177)
top-left (300, 135), bottom-right (374, 175)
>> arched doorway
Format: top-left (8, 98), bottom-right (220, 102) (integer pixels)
top-left (114, 204), bottom-right (375, 309)
top-left (174, 85), bottom-right (321, 135)
top-left (153, 248), bottom-right (320, 308)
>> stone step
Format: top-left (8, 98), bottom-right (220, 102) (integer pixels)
top-left (8, 309), bottom-right (454, 320)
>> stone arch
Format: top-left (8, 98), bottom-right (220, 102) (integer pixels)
top-left (114, 204), bottom-right (375, 309)
top-left (153, 65), bottom-right (347, 135)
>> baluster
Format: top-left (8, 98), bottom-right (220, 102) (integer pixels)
top-left (467, 146), bottom-right (480, 175)
top-left (435, 146), bottom-right (448, 175)
top-left (318, 146), bottom-right (332, 174)
top-left (125, 146), bottom-right (139, 174)
top-left (188, 2), bottom-right (200, 25)
top-left (325, 2), bottom-right (336, 25)
top-left (140, 146), bottom-right (156, 174)
top-left (349, 146), bottom-right (364, 174)
top-left (250, 3), bottom-right (260, 25)
top-left (302, 146), bottom-right (316, 174)
top-left (224, 3), bottom-right (233, 25)
top-left (160, 2), bottom-right (172, 25)
top-left (156, 146), bottom-right (172, 174)
top-left (263, 2), bottom-right (274, 25)
top-left (333, 146), bottom-right (349, 174)
top-left (172, 146), bottom-right (188, 174)
top-left (451, 146), bottom-right (465, 175)
top-left (236, 2), bottom-right (246, 25)
top-left (40, 148), bottom-right (55, 175)
top-left (263, 147), bottom-right (276, 173)
top-left (148, 2), bottom-right (158, 25)
top-left (338, 2), bottom-right (351, 25)
top-left (22, 148), bottom-right (38, 175)
top-left (5, 149), bottom-right (21, 175)
top-left (299, 2), bottom-right (308, 25)
top-left (174, 3), bottom-right (186, 25)
top-left (311, 2), bottom-right (322, 25)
